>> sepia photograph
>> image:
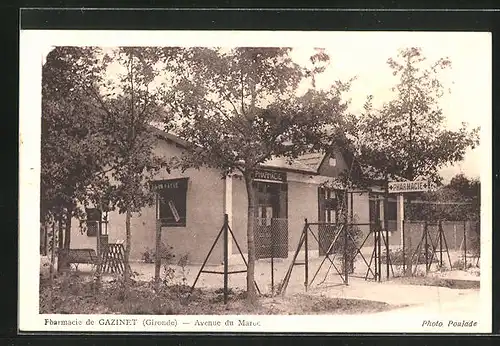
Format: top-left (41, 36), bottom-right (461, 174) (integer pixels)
top-left (19, 30), bottom-right (491, 333)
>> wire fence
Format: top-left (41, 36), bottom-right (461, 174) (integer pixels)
top-left (277, 217), bottom-right (481, 295)
top-left (401, 220), bottom-right (480, 273)
top-left (186, 199), bottom-right (480, 300)
top-left (254, 217), bottom-right (288, 260)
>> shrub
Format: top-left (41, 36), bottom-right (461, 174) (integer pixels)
top-left (341, 224), bottom-right (363, 273)
top-left (141, 243), bottom-right (175, 264)
top-left (452, 258), bottom-right (476, 270)
top-left (381, 247), bottom-right (438, 266)
top-left (177, 254), bottom-right (190, 286)
top-left (162, 265), bottom-right (176, 286)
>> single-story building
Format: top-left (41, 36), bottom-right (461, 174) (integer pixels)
top-left (64, 129), bottom-right (402, 265)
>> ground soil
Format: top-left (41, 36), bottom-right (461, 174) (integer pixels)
top-left (39, 274), bottom-right (399, 315)
top-left (39, 253), bottom-right (481, 316)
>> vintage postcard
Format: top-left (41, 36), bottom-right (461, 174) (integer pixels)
top-left (19, 30), bottom-right (491, 333)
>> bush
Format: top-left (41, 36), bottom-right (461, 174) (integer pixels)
top-left (381, 247), bottom-right (438, 266)
top-left (177, 254), bottom-right (190, 286)
top-left (141, 243), bottom-right (175, 264)
top-left (332, 223), bottom-right (363, 274)
top-left (452, 258), bottom-right (477, 270)
top-left (154, 253), bottom-right (192, 303)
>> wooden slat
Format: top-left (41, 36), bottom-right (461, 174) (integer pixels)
top-left (100, 243), bottom-right (130, 275)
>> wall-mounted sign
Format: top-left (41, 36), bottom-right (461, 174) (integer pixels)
top-left (253, 169), bottom-right (287, 183)
top-left (388, 180), bottom-right (429, 193)
top-left (153, 178), bottom-right (188, 227)
top-left (153, 178), bottom-right (188, 191)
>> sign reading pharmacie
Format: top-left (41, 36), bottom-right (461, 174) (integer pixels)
top-left (152, 177), bottom-right (188, 191)
top-left (252, 169), bottom-right (287, 183)
top-left (388, 180), bottom-right (429, 193)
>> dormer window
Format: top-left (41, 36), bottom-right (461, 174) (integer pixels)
top-left (329, 157), bottom-right (337, 167)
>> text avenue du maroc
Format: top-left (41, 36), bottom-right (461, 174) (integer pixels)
top-left (422, 320), bottom-right (478, 328)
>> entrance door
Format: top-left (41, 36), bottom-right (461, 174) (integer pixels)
top-left (254, 182), bottom-right (288, 259)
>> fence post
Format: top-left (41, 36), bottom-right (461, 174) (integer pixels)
top-left (463, 221), bottom-right (467, 270)
top-left (377, 221), bottom-right (382, 282)
top-left (304, 218), bottom-right (309, 292)
top-left (344, 221), bottom-right (349, 285)
top-left (424, 222), bottom-right (429, 273)
top-left (383, 187), bottom-right (390, 280)
top-left (270, 218), bottom-right (275, 297)
top-left (439, 221), bottom-right (443, 268)
top-left (402, 221), bottom-right (406, 275)
top-left (223, 214), bottom-right (229, 304)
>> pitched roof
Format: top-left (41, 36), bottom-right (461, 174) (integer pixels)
top-left (260, 156), bottom-right (318, 174)
top-left (152, 126), bottom-right (338, 175)
top-left (150, 126), bottom-right (190, 148)
top-left (294, 152), bottom-right (324, 171)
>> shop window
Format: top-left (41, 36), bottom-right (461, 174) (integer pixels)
top-left (156, 178), bottom-right (188, 227)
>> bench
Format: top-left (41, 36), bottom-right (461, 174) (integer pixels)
top-left (62, 248), bottom-right (99, 271)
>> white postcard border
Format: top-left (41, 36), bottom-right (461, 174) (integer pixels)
top-left (18, 29), bottom-right (492, 333)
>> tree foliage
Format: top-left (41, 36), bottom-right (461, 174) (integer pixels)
top-left (42, 46), bottom-right (169, 219)
top-left (41, 47), bottom-right (112, 223)
top-left (406, 174), bottom-right (480, 221)
top-left (41, 47), bottom-right (172, 287)
top-left (348, 47), bottom-right (480, 186)
top-left (160, 47), bottom-right (352, 302)
top-left (101, 47), bottom-right (168, 214)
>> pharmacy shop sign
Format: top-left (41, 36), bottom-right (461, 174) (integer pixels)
top-left (388, 180), bottom-right (429, 194)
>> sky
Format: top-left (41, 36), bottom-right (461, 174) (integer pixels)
top-left (286, 33), bottom-right (490, 182)
top-left (39, 31), bottom-right (491, 183)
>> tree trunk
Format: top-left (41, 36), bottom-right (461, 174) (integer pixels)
top-left (57, 216), bottom-right (64, 272)
top-left (124, 209), bottom-right (132, 294)
top-left (48, 219), bottom-right (56, 311)
top-left (243, 172), bottom-right (257, 304)
top-left (93, 206), bottom-right (103, 294)
top-left (154, 218), bottom-right (162, 292)
top-left (64, 208), bottom-right (71, 249)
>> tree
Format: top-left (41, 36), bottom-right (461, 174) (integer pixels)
top-left (42, 46), bottom-right (170, 292)
top-left (41, 46), bottom-right (115, 271)
top-left (449, 174), bottom-right (480, 200)
top-left (349, 47), bottom-right (480, 186)
top-left (101, 47), bottom-right (168, 290)
top-left (161, 47), bottom-right (351, 303)
top-left (448, 173), bottom-right (480, 220)
top-left (405, 187), bottom-right (469, 221)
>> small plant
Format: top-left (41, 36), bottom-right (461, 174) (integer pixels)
top-left (141, 248), bottom-right (154, 263)
top-left (329, 221), bottom-right (363, 274)
top-left (452, 258), bottom-right (475, 270)
top-left (382, 247), bottom-right (438, 266)
top-left (177, 254), bottom-right (190, 286)
top-left (141, 243), bottom-right (175, 264)
top-left (274, 280), bottom-right (284, 296)
top-left (436, 262), bottom-right (449, 272)
top-left (162, 265), bottom-right (176, 286)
